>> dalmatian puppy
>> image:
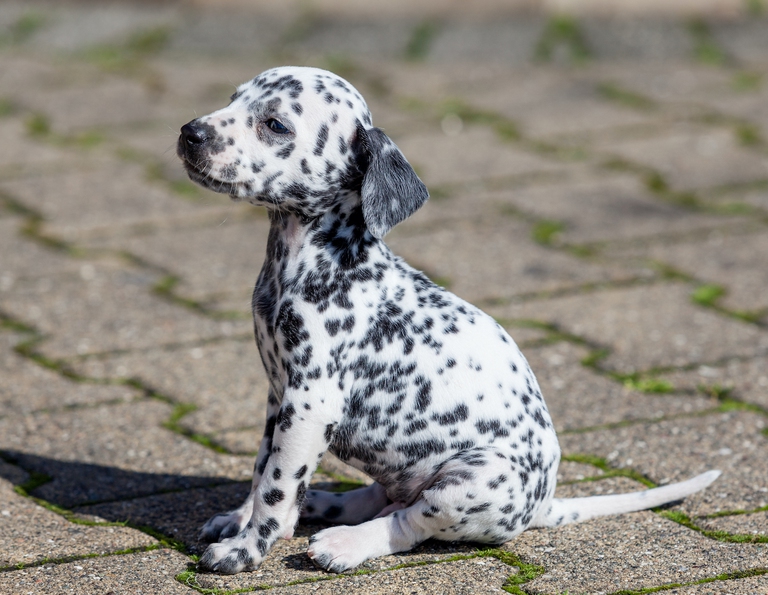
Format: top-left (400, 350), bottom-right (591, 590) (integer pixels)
top-left (177, 66), bottom-right (720, 575)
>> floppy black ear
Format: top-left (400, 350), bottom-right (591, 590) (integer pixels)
top-left (358, 126), bottom-right (429, 239)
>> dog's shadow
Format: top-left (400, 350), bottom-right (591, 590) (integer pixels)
top-left (0, 449), bottom-right (252, 556)
top-left (0, 450), bottom-right (482, 570)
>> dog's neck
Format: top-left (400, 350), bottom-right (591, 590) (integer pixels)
top-left (265, 191), bottom-right (377, 272)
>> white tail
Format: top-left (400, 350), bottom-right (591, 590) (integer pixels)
top-left (531, 470), bottom-right (721, 528)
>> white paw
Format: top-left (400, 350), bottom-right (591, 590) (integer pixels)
top-left (198, 537), bottom-right (263, 574)
top-left (307, 526), bottom-right (371, 573)
top-left (200, 503), bottom-right (253, 542)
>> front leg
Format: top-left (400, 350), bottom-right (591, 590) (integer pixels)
top-left (200, 390), bottom-right (280, 543)
top-left (198, 395), bottom-right (337, 574)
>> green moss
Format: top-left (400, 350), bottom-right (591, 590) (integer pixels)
top-left (732, 71), bottom-right (762, 91)
top-left (691, 284), bottom-right (726, 307)
top-left (580, 348), bottom-right (609, 369)
top-left (532, 220), bottom-right (564, 246)
top-left (25, 113), bottom-right (51, 138)
top-left (689, 19), bottom-right (728, 66)
top-left (535, 16), bottom-right (591, 63)
top-left (597, 83), bottom-right (656, 111)
top-left (657, 510), bottom-right (768, 544)
top-left (735, 123), bottom-right (762, 146)
top-left (2, 12), bottom-right (46, 45)
top-left (404, 21), bottom-right (441, 61)
top-left (622, 376), bottom-right (674, 394)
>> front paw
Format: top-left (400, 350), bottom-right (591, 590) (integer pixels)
top-left (198, 538), bottom-right (263, 574)
top-left (200, 505), bottom-right (252, 542)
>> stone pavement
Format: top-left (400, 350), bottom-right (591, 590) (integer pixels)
top-left (1, 1), bottom-right (768, 593)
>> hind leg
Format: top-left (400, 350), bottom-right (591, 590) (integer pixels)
top-left (308, 446), bottom-right (557, 572)
top-left (302, 482), bottom-right (389, 525)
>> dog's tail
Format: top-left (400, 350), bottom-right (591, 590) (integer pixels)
top-left (530, 470), bottom-right (721, 528)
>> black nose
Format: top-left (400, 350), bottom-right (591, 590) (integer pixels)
top-left (180, 121), bottom-right (209, 146)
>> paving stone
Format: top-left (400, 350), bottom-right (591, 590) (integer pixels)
top-left (582, 19), bottom-right (694, 60)
top-left (395, 127), bottom-right (568, 188)
top-left (0, 475), bottom-right (156, 569)
top-left (75, 481), bottom-right (251, 555)
top-left (525, 342), bottom-right (718, 432)
top-left (0, 158), bottom-right (233, 241)
top-left (83, 214), bottom-right (271, 303)
top-left (268, 558), bottom-right (513, 594)
top-left (0, 261), bottom-right (243, 358)
top-left (387, 216), bottom-right (635, 303)
top-left (615, 229), bottom-right (768, 316)
top-left (426, 19), bottom-right (544, 66)
top-left (556, 459), bottom-right (606, 483)
top-left (0, 401), bottom-right (251, 508)
top-left (705, 185), bottom-right (768, 213)
top-left (485, 174), bottom-right (745, 246)
top-left (462, 70), bottom-right (662, 140)
top-left (0, 220), bottom-right (83, 284)
top-left (594, 124), bottom-right (768, 191)
top-left (673, 575), bottom-right (768, 595)
top-left (0, 548), bottom-right (195, 594)
top-left (9, 71), bottom-right (181, 136)
top-left (589, 61), bottom-right (734, 105)
top-left (0, 332), bottom-right (139, 415)
top-left (76, 338), bottom-right (268, 439)
top-left (193, 531), bottom-right (482, 592)
top-left (658, 355), bottom-right (768, 410)
top-left (0, 118), bottom-right (82, 179)
top-left (510, 511), bottom-right (768, 595)
top-left (559, 411), bottom-right (768, 516)
top-left (489, 283), bottom-right (768, 373)
top-left (553, 475), bottom-right (646, 498)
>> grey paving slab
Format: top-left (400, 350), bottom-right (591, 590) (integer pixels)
top-left (386, 216), bottom-right (636, 303)
top-left (268, 558), bottom-right (513, 594)
top-left (553, 475), bottom-right (646, 498)
top-left (0, 261), bottom-right (245, 358)
top-left (594, 124), bottom-right (768, 191)
top-left (658, 355), bottom-right (768, 409)
top-left (75, 481), bottom-right (251, 555)
top-left (76, 338), bottom-right (268, 439)
top-left (556, 459), bottom-right (606, 483)
top-left (525, 341), bottom-right (718, 432)
top-left (0, 332), bottom-right (139, 415)
top-left (0, 218), bottom-right (83, 282)
top-left (193, 531), bottom-right (482, 592)
top-left (486, 174), bottom-right (746, 246)
top-left (83, 214), bottom-right (271, 303)
top-left (0, 401), bottom-right (251, 507)
top-left (426, 19), bottom-right (544, 66)
top-left (699, 511), bottom-right (768, 537)
top-left (559, 411), bottom-right (768, 516)
top-left (489, 283), bottom-right (768, 373)
top-left (0, 475), bottom-right (156, 569)
top-left (588, 61), bottom-right (735, 105)
top-left (0, 158), bottom-right (234, 241)
top-left (395, 126), bottom-right (569, 187)
top-left (7, 70), bottom-right (181, 136)
top-left (614, 229), bottom-right (768, 316)
top-left (674, 575), bottom-right (768, 595)
top-left (511, 511), bottom-right (768, 595)
top-left (0, 118), bottom-right (83, 180)
top-left (0, 548), bottom-right (195, 595)
top-left (461, 71), bottom-right (661, 139)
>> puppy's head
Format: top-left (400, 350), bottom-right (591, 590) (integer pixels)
top-left (178, 66), bottom-right (427, 237)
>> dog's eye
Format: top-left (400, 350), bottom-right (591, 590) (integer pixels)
top-left (265, 118), bottom-right (290, 134)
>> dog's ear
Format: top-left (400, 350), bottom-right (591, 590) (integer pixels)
top-left (355, 125), bottom-right (428, 239)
